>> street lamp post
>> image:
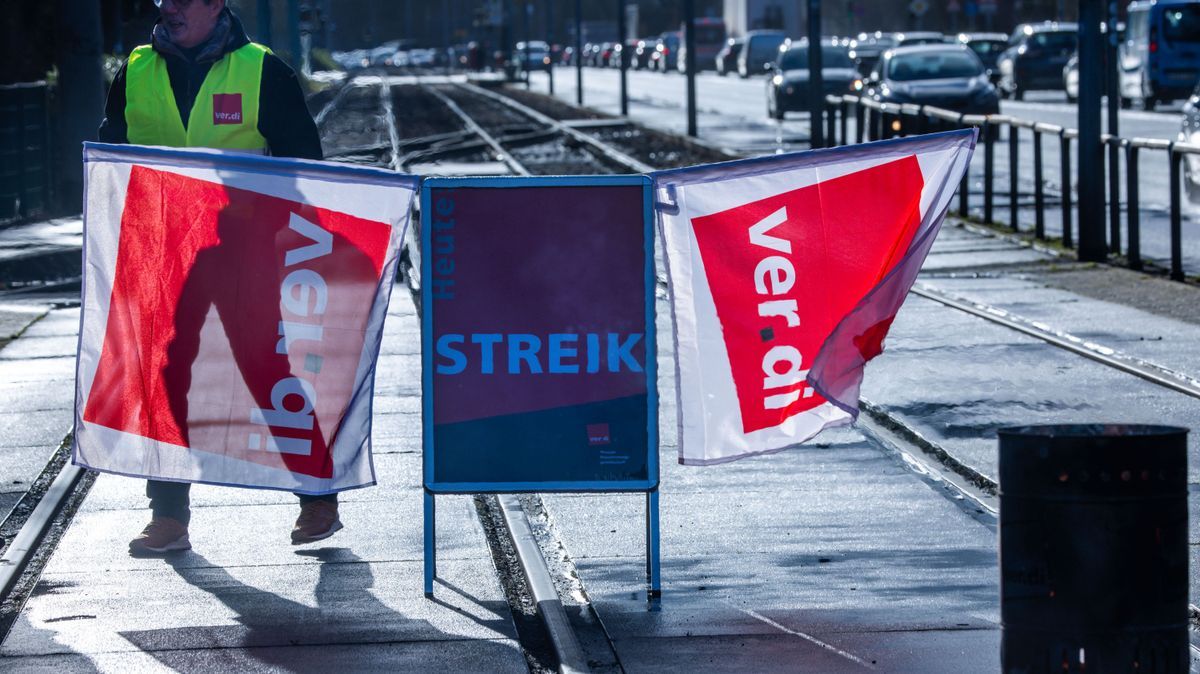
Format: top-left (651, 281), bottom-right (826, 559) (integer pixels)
top-left (684, 0), bottom-right (697, 137)
top-left (618, 0), bottom-right (628, 116)
top-left (807, 0), bottom-right (824, 148)
top-left (1077, 0), bottom-right (1106, 262)
top-left (575, 0), bottom-right (583, 105)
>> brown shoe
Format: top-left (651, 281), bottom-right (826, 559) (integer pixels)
top-left (129, 516), bottom-right (190, 556)
top-left (291, 500), bottom-right (343, 545)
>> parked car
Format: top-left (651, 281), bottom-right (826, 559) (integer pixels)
top-left (1063, 53), bottom-right (1080, 102)
top-left (1120, 0), bottom-right (1200, 110)
top-left (1180, 81), bottom-right (1200, 199)
top-left (957, 32), bottom-right (1009, 82)
top-left (514, 41), bottom-right (551, 73)
top-left (894, 31), bottom-right (945, 47)
top-left (766, 39), bottom-right (861, 120)
top-left (997, 22), bottom-right (1078, 99)
top-left (580, 42), bottom-right (596, 66)
top-left (1063, 21), bottom-right (1119, 103)
top-left (609, 41), bottom-right (625, 68)
top-left (849, 31), bottom-right (896, 75)
top-left (715, 37), bottom-right (745, 75)
top-left (863, 44), bottom-right (1000, 133)
top-left (598, 42), bottom-right (617, 67)
top-left (634, 38), bottom-right (656, 69)
top-left (652, 32), bottom-right (681, 72)
top-left (738, 30), bottom-right (788, 77)
top-left (677, 17), bottom-right (726, 73)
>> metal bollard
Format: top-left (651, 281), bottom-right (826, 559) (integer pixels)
top-left (826, 102), bottom-right (837, 148)
top-left (1060, 132), bottom-right (1073, 249)
top-left (1108, 139), bottom-right (1121, 255)
top-left (984, 121), bottom-right (995, 225)
top-left (1008, 123), bottom-right (1019, 232)
top-left (959, 117), bottom-right (970, 218)
top-left (839, 98), bottom-right (848, 146)
top-left (999, 424), bottom-right (1189, 674)
top-left (855, 102), bottom-right (865, 144)
top-left (1169, 147), bottom-right (1184, 281)
top-left (1033, 129), bottom-right (1045, 240)
top-left (1126, 144), bottom-right (1141, 270)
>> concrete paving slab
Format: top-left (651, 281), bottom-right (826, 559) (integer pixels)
top-left (0, 335), bottom-right (81, 360)
top-left (80, 453), bottom-right (426, 512)
top-left (4, 557), bottom-right (515, 656)
top-left (15, 309), bottom-right (81, 338)
top-left (0, 357), bottom-right (75, 384)
top-left (924, 274), bottom-right (1200, 381)
top-left (0, 304), bottom-right (49, 345)
top-left (0, 409), bottom-right (71, 450)
top-left (0, 638), bottom-right (528, 673)
top-left (44, 490), bottom-right (486, 573)
top-left (920, 247), bottom-right (1053, 271)
top-left (0, 380), bottom-right (75, 412)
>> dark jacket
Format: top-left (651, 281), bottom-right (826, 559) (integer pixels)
top-left (98, 9), bottom-right (322, 160)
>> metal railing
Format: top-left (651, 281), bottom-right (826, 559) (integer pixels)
top-left (823, 94), bottom-right (1200, 281)
top-left (0, 82), bottom-right (53, 224)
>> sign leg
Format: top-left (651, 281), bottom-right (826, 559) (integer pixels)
top-left (646, 489), bottom-right (661, 599)
top-left (424, 490), bottom-right (436, 597)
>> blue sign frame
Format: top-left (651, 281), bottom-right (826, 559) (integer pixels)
top-left (419, 175), bottom-right (661, 598)
top-left (420, 175), bottom-right (658, 493)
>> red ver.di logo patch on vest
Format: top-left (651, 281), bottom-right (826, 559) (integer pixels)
top-left (212, 93), bottom-right (243, 125)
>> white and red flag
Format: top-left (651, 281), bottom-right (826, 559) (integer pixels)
top-left (73, 143), bottom-right (416, 493)
top-left (655, 130), bottom-right (976, 465)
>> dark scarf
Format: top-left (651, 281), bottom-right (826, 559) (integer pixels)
top-left (151, 8), bottom-right (245, 63)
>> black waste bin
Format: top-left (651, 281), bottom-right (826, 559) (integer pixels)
top-left (999, 424), bottom-right (1188, 674)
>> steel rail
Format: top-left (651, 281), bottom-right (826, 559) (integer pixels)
top-left (0, 455), bottom-right (83, 601)
top-left (423, 85), bottom-right (532, 176)
top-left (459, 82), bottom-right (655, 174)
top-left (498, 496), bottom-right (590, 674)
top-left (911, 282), bottom-right (1200, 401)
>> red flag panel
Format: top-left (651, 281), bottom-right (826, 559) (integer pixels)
top-left (689, 156), bottom-right (924, 433)
top-left (83, 166), bottom-right (391, 478)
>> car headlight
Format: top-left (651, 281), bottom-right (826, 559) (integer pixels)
top-left (772, 74), bottom-right (784, 86)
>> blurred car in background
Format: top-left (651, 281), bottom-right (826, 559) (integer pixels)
top-left (678, 17), bottom-right (726, 72)
top-left (1180, 81), bottom-right (1200, 199)
top-left (894, 31), bottom-right (946, 47)
top-left (1120, 0), bottom-right (1200, 110)
top-left (849, 31), bottom-right (896, 75)
top-left (1063, 53), bottom-right (1080, 101)
top-left (609, 42), bottom-right (626, 68)
top-left (634, 38), bottom-right (656, 69)
top-left (715, 37), bottom-right (745, 75)
top-left (739, 30), bottom-right (789, 77)
top-left (863, 44), bottom-right (999, 133)
top-left (997, 22), bottom-right (1078, 99)
top-left (598, 42), bottom-right (617, 67)
top-left (652, 32), bottom-right (681, 72)
top-left (957, 32), bottom-right (1009, 82)
top-left (514, 41), bottom-right (551, 73)
top-left (766, 39), bottom-right (860, 120)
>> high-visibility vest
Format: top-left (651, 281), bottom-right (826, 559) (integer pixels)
top-left (124, 42), bottom-right (269, 151)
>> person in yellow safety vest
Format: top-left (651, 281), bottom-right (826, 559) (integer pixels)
top-left (98, 0), bottom-right (338, 556)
